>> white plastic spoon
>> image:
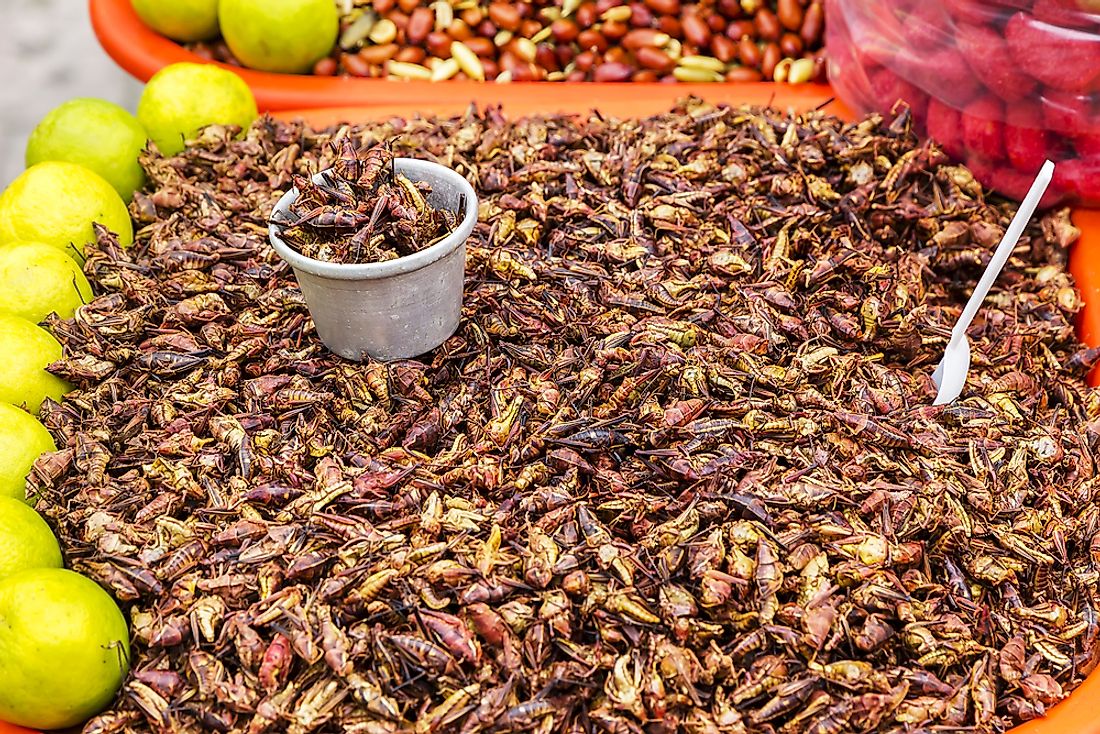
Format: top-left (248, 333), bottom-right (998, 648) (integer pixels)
top-left (931, 159), bottom-right (1055, 405)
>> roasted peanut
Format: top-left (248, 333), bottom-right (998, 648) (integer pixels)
top-left (635, 45), bottom-right (675, 71)
top-left (760, 40), bottom-right (781, 78)
top-left (777, 0), bottom-right (804, 31)
top-left (556, 43), bottom-right (576, 66)
top-left (359, 43), bottom-right (399, 65)
top-left (395, 46), bottom-right (427, 63)
top-left (489, 2), bottom-right (522, 31)
top-left (657, 15), bottom-right (682, 39)
top-left (342, 52), bottom-right (371, 76)
top-left (682, 13), bottom-right (713, 46)
top-left (629, 3), bottom-right (653, 27)
top-left (779, 32), bottom-right (803, 58)
top-left (447, 18), bottom-right (474, 40)
top-left (551, 17), bottom-right (580, 42)
top-left (368, 18), bottom-right (398, 44)
top-left (801, 1), bottom-right (824, 46)
top-left (406, 7), bottom-right (434, 45)
top-left (431, 1), bottom-right (453, 31)
top-left (312, 57), bottom-right (338, 76)
top-left (772, 56), bottom-right (792, 82)
top-left (460, 7), bottom-right (484, 26)
top-left (387, 60), bottom-right (432, 79)
top-left (718, 0), bottom-right (742, 17)
top-left (678, 53), bottom-right (725, 72)
top-left (786, 56), bottom-right (815, 84)
top-left (600, 5), bottom-right (632, 23)
top-left (465, 36), bottom-right (496, 56)
top-left (643, 0), bottom-right (680, 14)
top-left (389, 10), bottom-right (410, 34)
top-left (510, 37), bottom-right (536, 61)
top-left (672, 65), bottom-right (723, 82)
top-left (512, 62), bottom-right (542, 80)
top-left (426, 31), bottom-right (452, 57)
top-left (430, 56), bottom-right (461, 80)
top-left (575, 2), bottom-right (598, 27)
top-left (451, 40), bottom-right (486, 79)
top-left (577, 29), bottom-right (610, 52)
top-left (725, 65), bottom-right (763, 81)
top-left (593, 61), bottom-right (634, 81)
top-left (712, 34), bottom-right (737, 63)
top-left (535, 43), bottom-right (560, 70)
top-left (623, 28), bottom-right (669, 49)
top-left (603, 20), bottom-right (630, 40)
top-left (604, 45), bottom-right (630, 64)
top-left (726, 18), bottom-right (755, 39)
top-left (574, 49), bottom-right (598, 70)
top-left (738, 35), bottom-right (762, 67)
top-left (754, 7), bottom-right (781, 41)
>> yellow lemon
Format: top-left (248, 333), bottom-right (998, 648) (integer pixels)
top-left (0, 568), bottom-right (130, 730)
top-left (131, 0), bottom-right (220, 42)
top-left (0, 241), bottom-right (93, 322)
top-left (137, 62), bottom-right (258, 157)
top-left (219, 0), bottom-right (338, 74)
top-left (0, 403), bottom-right (56, 503)
top-left (0, 315), bottom-right (72, 415)
top-left (0, 497), bottom-right (62, 580)
top-left (25, 98), bottom-right (148, 202)
top-left (0, 162), bottom-right (133, 260)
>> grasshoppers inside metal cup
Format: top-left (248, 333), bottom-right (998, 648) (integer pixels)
top-left (268, 158), bottom-right (478, 362)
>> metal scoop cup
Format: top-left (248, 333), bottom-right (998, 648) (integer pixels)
top-left (268, 159), bottom-right (478, 362)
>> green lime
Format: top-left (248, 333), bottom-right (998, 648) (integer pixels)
top-left (219, 0), bottom-right (339, 74)
top-left (0, 162), bottom-right (134, 260)
top-left (0, 568), bottom-right (130, 730)
top-left (0, 497), bottom-right (62, 580)
top-left (0, 241), bottom-right (93, 322)
top-left (0, 314), bottom-right (72, 416)
top-left (137, 62), bottom-right (258, 157)
top-left (0, 403), bottom-right (56, 503)
top-left (131, 0), bottom-right (220, 42)
top-left (25, 98), bottom-right (148, 202)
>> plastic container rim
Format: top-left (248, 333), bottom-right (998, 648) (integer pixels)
top-left (268, 159), bottom-right (478, 281)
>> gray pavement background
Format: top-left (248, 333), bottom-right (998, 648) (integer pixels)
top-left (1, 0), bottom-right (142, 187)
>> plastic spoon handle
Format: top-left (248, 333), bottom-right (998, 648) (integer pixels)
top-left (949, 160), bottom-right (1055, 344)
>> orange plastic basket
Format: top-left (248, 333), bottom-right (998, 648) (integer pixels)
top-left (89, 0), bottom-right (837, 112)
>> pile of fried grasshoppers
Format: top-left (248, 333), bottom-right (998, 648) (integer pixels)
top-left (31, 100), bottom-right (1100, 734)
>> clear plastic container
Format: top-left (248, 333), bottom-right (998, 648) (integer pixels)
top-left (826, 0), bottom-right (1100, 207)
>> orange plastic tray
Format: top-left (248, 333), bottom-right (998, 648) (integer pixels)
top-left (1072, 209), bottom-right (1100, 378)
top-left (8, 80), bottom-right (1100, 734)
top-left (0, 724), bottom-right (39, 734)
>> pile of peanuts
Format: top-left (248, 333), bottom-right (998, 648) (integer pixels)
top-left (191, 0), bottom-right (826, 82)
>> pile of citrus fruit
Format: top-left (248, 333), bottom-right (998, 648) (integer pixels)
top-left (0, 61), bottom-right (258, 731)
